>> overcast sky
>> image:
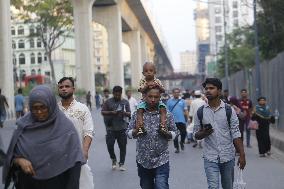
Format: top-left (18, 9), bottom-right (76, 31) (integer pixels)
top-left (149, 0), bottom-right (197, 71)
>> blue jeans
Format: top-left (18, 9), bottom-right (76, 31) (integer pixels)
top-left (204, 159), bottom-right (234, 189)
top-left (0, 109), bottom-right (6, 125)
top-left (137, 162), bottom-right (169, 189)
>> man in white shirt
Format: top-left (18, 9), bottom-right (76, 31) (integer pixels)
top-left (126, 89), bottom-right (138, 115)
top-left (189, 90), bottom-right (206, 148)
top-left (57, 77), bottom-right (95, 189)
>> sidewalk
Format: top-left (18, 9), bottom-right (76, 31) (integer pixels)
top-left (270, 126), bottom-right (284, 162)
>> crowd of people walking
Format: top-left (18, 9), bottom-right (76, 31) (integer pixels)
top-left (0, 63), bottom-right (278, 188)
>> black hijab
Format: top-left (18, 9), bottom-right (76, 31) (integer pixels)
top-left (3, 85), bottom-right (85, 184)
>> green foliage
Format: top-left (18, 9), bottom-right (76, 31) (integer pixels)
top-left (217, 27), bottom-right (256, 77)
top-left (257, 0), bottom-right (284, 59)
top-left (217, 0), bottom-right (284, 77)
top-left (11, 0), bottom-right (73, 84)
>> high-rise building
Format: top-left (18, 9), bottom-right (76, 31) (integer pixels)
top-left (180, 51), bottom-right (197, 74)
top-left (208, 0), bottom-right (254, 55)
top-left (194, 2), bottom-right (210, 74)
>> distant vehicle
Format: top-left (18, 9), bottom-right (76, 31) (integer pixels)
top-left (24, 74), bottom-right (51, 87)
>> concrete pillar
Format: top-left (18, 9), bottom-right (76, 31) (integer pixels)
top-left (93, 4), bottom-right (124, 89)
top-left (122, 30), bottom-right (142, 89)
top-left (72, 0), bottom-right (96, 95)
top-left (0, 0), bottom-right (15, 119)
top-left (140, 36), bottom-right (147, 65)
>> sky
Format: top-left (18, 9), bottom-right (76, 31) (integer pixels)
top-left (148, 0), bottom-right (197, 71)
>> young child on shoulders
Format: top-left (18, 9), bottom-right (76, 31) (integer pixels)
top-left (136, 62), bottom-right (167, 134)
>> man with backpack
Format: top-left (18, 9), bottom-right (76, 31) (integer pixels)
top-left (193, 78), bottom-right (246, 189)
top-left (167, 88), bottom-right (189, 153)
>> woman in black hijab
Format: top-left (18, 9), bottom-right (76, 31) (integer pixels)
top-left (3, 85), bottom-right (85, 189)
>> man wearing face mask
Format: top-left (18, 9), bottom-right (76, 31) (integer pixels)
top-left (101, 86), bottom-right (131, 171)
top-left (193, 78), bottom-right (246, 189)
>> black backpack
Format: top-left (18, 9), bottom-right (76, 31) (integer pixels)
top-left (197, 104), bottom-right (232, 128)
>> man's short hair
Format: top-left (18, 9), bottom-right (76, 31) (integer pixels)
top-left (223, 89), bottom-right (229, 93)
top-left (144, 85), bottom-right (163, 94)
top-left (18, 88), bottom-right (23, 94)
top-left (172, 88), bottom-right (180, 93)
top-left (113, 86), bottom-right (123, 93)
top-left (202, 78), bottom-right (222, 90)
top-left (58, 77), bottom-right (75, 87)
top-left (257, 96), bottom-right (266, 101)
top-left (103, 88), bottom-right (110, 93)
top-left (241, 89), bottom-right (247, 93)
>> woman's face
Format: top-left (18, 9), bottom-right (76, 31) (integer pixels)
top-left (31, 102), bottom-right (49, 122)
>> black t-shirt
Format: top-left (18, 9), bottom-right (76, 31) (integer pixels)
top-left (0, 95), bottom-right (7, 111)
top-left (102, 97), bottom-right (130, 131)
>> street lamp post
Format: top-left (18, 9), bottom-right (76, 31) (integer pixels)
top-left (253, 0), bottom-right (261, 97)
top-left (223, 0), bottom-right (229, 90)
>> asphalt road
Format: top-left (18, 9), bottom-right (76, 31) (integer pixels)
top-left (1, 109), bottom-right (284, 189)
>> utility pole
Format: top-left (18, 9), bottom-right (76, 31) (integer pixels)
top-left (223, 0), bottom-right (229, 90)
top-left (253, 0), bottom-right (261, 97)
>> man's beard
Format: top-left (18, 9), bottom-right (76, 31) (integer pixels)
top-left (206, 94), bottom-right (218, 101)
top-left (59, 93), bottom-right (73, 100)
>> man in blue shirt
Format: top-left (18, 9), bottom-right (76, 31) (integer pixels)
top-left (14, 88), bottom-right (25, 119)
top-left (167, 88), bottom-right (189, 153)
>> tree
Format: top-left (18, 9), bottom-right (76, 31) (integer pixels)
top-left (257, 0), bottom-right (284, 59)
top-left (217, 27), bottom-right (255, 77)
top-left (11, 0), bottom-right (73, 84)
top-left (217, 0), bottom-right (284, 77)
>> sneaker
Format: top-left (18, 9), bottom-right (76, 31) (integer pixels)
top-left (118, 164), bottom-right (127, 171)
top-left (259, 154), bottom-right (266, 157)
top-left (266, 151), bottom-right (272, 156)
top-left (192, 143), bottom-right (197, 148)
top-left (175, 149), bottom-right (180, 153)
top-left (112, 160), bottom-right (117, 170)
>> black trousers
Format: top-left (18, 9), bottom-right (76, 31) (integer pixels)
top-left (256, 124), bottom-right (271, 154)
top-left (15, 162), bottom-right (81, 189)
top-left (174, 122), bottom-right (187, 150)
top-left (106, 129), bottom-right (127, 165)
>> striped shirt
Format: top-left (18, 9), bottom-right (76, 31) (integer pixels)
top-left (193, 100), bottom-right (241, 163)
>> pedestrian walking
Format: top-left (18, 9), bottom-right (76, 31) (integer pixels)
top-left (0, 88), bottom-right (9, 128)
top-left (3, 85), bottom-right (85, 189)
top-left (101, 86), bottom-right (131, 171)
top-left (229, 96), bottom-right (246, 141)
top-left (222, 89), bottom-right (230, 104)
top-left (126, 89), bottom-right (138, 115)
top-left (136, 62), bottom-right (167, 136)
top-left (15, 88), bottom-right (25, 119)
top-left (95, 92), bottom-right (101, 110)
top-left (189, 90), bottom-right (206, 148)
top-left (127, 85), bottom-right (178, 189)
top-left (252, 97), bottom-right (275, 157)
top-left (239, 89), bottom-right (253, 148)
top-left (101, 88), bottom-right (110, 107)
top-left (193, 78), bottom-right (246, 189)
top-left (86, 91), bottom-right (92, 110)
top-left (57, 77), bottom-right (95, 189)
top-left (167, 88), bottom-right (189, 153)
